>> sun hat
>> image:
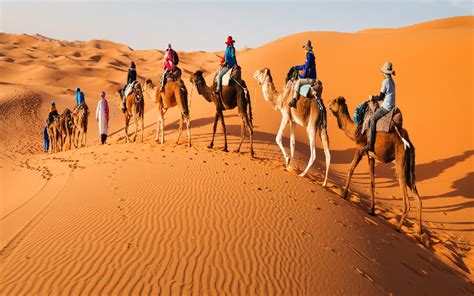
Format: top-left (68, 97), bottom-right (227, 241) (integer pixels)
top-left (380, 62), bottom-right (396, 75)
top-left (225, 36), bottom-right (235, 45)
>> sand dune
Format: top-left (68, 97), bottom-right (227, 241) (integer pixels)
top-left (0, 16), bottom-right (473, 294)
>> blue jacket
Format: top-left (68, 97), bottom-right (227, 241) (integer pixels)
top-left (295, 51), bottom-right (316, 79)
top-left (76, 90), bottom-right (85, 105)
top-left (224, 45), bottom-right (237, 68)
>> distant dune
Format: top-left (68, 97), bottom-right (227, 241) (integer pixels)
top-left (0, 16), bottom-right (472, 294)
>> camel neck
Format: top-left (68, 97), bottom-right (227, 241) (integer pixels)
top-left (197, 81), bottom-right (214, 102)
top-left (261, 79), bottom-right (281, 110)
top-left (337, 107), bottom-right (357, 142)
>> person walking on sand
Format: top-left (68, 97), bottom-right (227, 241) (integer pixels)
top-left (96, 91), bottom-right (110, 144)
top-left (362, 61), bottom-right (397, 152)
top-left (289, 40), bottom-right (317, 108)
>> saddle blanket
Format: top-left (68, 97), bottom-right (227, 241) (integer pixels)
top-left (361, 103), bottom-right (402, 133)
top-left (299, 84), bottom-right (311, 97)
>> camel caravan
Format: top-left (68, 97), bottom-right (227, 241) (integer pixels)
top-left (42, 37), bottom-right (425, 242)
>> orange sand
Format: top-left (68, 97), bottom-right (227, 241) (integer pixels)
top-left (0, 16), bottom-right (473, 294)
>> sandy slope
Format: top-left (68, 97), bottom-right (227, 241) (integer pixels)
top-left (0, 16), bottom-right (473, 294)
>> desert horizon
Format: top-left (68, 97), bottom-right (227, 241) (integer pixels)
top-left (1, 13), bottom-right (473, 295)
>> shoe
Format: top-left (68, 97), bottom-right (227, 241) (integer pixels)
top-left (289, 98), bottom-right (298, 108)
top-left (160, 86), bottom-right (165, 93)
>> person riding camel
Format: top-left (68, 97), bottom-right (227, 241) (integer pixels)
top-left (160, 44), bottom-right (179, 92)
top-left (216, 36), bottom-right (237, 95)
top-left (122, 61), bottom-right (137, 111)
top-left (72, 87), bottom-right (86, 113)
top-left (288, 40), bottom-right (317, 108)
top-left (362, 61), bottom-right (396, 152)
top-left (47, 101), bottom-right (59, 124)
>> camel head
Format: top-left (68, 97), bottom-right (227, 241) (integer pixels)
top-left (190, 70), bottom-right (212, 102)
top-left (328, 96), bottom-right (349, 116)
top-left (144, 78), bottom-right (155, 92)
top-left (253, 68), bottom-right (272, 85)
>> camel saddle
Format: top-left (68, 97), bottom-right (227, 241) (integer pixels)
top-left (215, 65), bottom-right (242, 87)
top-left (361, 101), bottom-right (403, 134)
top-left (124, 80), bottom-right (140, 99)
top-left (165, 67), bottom-right (182, 82)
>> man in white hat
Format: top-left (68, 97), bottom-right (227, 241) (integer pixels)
top-left (363, 61), bottom-right (396, 152)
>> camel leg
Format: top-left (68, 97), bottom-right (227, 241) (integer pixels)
top-left (141, 115), bottom-right (144, 143)
top-left (125, 115), bottom-right (131, 143)
top-left (289, 121), bottom-right (296, 164)
top-left (368, 156), bottom-right (376, 216)
top-left (276, 115), bottom-right (290, 167)
top-left (235, 118), bottom-right (245, 153)
top-left (176, 115), bottom-right (184, 144)
top-left (300, 125), bottom-right (316, 177)
top-left (208, 112), bottom-right (219, 149)
top-left (185, 117), bottom-right (191, 147)
top-left (411, 184), bottom-right (423, 235)
top-left (160, 112), bottom-right (165, 145)
top-left (343, 149), bottom-right (364, 200)
top-left (155, 111), bottom-right (161, 142)
top-left (219, 111), bottom-right (228, 152)
top-left (320, 128), bottom-right (331, 187)
top-left (243, 113), bottom-right (254, 158)
top-left (397, 176), bottom-right (410, 232)
top-left (133, 111), bottom-right (138, 142)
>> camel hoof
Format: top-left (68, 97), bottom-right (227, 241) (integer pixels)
top-left (207, 144), bottom-right (213, 149)
top-left (222, 148), bottom-right (229, 152)
top-left (250, 151), bottom-right (255, 159)
top-left (322, 181), bottom-right (328, 188)
top-left (420, 233), bottom-right (430, 247)
top-left (285, 157), bottom-right (290, 166)
top-left (368, 209), bottom-right (376, 216)
top-left (298, 173), bottom-right (306, 177)
top-left (342, 191), bottom-right (349, 200)
top-left (234, 149), bottom-right (240, 153)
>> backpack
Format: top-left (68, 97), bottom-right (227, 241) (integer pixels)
top-left (170, 50), bottom-right (179, 65)
top-left (354, 100), bottom-right (369, 125)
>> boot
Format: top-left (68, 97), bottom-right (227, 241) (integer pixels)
top-left (160, 85), bottom-right (165, 93)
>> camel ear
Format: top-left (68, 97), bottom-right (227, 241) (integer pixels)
top-left (263, 68), bottom-right (268, 77)
top-left (338, 97), bottom-right (346, 104)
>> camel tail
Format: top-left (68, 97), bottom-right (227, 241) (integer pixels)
top-left (181, 87), bottom-right (189, 118)
top-left (241, 80), bottom-right (253, 127)
top-left (405, 138), bottom-right (416, 190)
top-left (316, 99), bottom-right (327, 134)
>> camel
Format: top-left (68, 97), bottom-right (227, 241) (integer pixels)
top-left (72, 104), bottom-right (90, 147)
top-left (328, 96), bottom-right (424, 239)
top-left (253, 68), bottom-right (330, 186)
top-left (190, 70), bottom-right (254, 157)
top-left (47, 115), bottom-right (62, 153)
top-left (116, 81), bottom-right (145, 143)
top-left (143, 74), bottom-right (191, 146)
top-left (59, 108), bottom-right (73, 150)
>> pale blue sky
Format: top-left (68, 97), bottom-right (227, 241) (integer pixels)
top-left (0, 1), bottom-right (472, 51)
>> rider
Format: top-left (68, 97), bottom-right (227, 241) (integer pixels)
top-left (362, 62), bottom-right (396, 152)
top-left (122, 61), bottom-right (137, 111)
top-left (288, 40), bottom-right (317, 108)
top-left (160, 44), bottom-right (178, 92)
top-left (47, 101), bottom-right (59, 124)
top-left (216, 36), bottom-right (237, 94)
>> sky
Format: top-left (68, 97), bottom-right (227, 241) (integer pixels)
top-left (0, 0), bottom-right (472, 51)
